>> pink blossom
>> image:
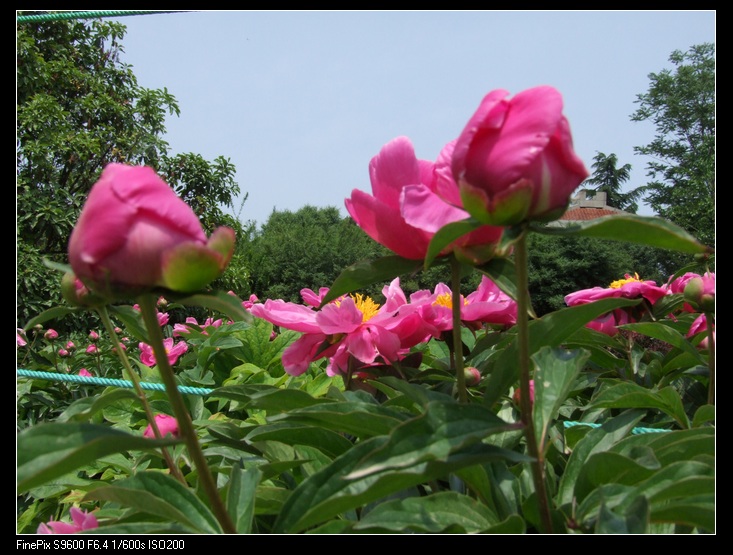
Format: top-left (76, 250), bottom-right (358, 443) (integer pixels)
top-left (157, 311), bottom-right (170, 327)
top-left (687, 313), bottom-right (715, 350)
top-left (65, 341), bottom-right (75, 350)
top-left (139, 337), bottom-right (188, 367)
top-left (451, 86), bottom-right (589, 225)
top-left (241, 293), bottom-right (261, 311)
top-left (409, 275), bottom-right (517, 335)
top-left (513, 380), bottom-right (535, 406)
top-left (565, 273), bottom-right (667, 336)
top-left (68, 163), bottom-right (235, 298)
top-left (78, 368), bottom-right (92, 377)
top-left (37, 507), bottom-right (98, 534)
top-left (44, 329), bottom-right (58, 340)
top-left (250, 278), bottom-right (433, 376)
top-left (346, 136), bottom-right (503, 263)
top-left (173, 316), bottom-right (200, 337)
top-left (58, 348), bottom-right (70, 357)
top-left (85, 344), bottom-right (98, 354)
top-left (17, 328), bottom-right (27, 347)
top-left (143, 414), bottom-right (180, 438)
top-left (88, 330), bottom-right (99, 341)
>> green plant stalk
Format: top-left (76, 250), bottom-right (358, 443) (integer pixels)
top-left (96, 305), bottom-right (186, 485)
top-left (515, 230), bottom-right (553, 533)
top-left (450, 256), bottom-right (467, 403)
top-left (137, 294), bottom-right (236, 534)
top-left (705, 312), bottom-right (715, 405)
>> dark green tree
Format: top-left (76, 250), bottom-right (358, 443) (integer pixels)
top-left (16, 13), bottom-right (247, 328)
top-left (527, 233), bottom-right (668, 316)
top-left (581, 152), bottom-right (642, 213)
top-left (631, 43), bottom-right (715, 249)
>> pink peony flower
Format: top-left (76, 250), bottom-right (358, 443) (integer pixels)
top-left (37, 507), bottom-right (98, 534)
top-left (58, 348), bottom-right (70, 357)
top-left (44, 329), bottom-right (58, 340)
top-left (346, 136), bottom-right (503, 263)
top-left (68, 163), bottom-right (235, 299)
top-left (143, 413), bottom-right (180, 438)
top-left (17, 328), bottom-right (27, 347)
top-left (78, 368), bottom-right (92, 377)
top-left (88, 330), bottom-right (99, 341)
top-left (451, 86), bottom-right (589, 226)
top-left (408, 275), bottom-right (517, 335)
top-left (85, 344), bottom-right (98, 354)
top-left (565, 273), bottom-right (667, 336)
top-left (65, 341), bottom-right (75, 350)
top-left (687, 313), bottom-right (715, 350)
top-left (250, 278), bottom-right (434, 377)
top-left (157, 311), bottom-right (170, 327)
top-left (139, 337), bottom-right (188, 367)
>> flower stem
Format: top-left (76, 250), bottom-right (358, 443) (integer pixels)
top-left (515, 230), bottom-right (553, 533)
top-left (450, 256), bottom-right (467, 403)
top-left (96, 306), bottom-right (186, 485)
top-left (137, 294), bottom-right (236, 534)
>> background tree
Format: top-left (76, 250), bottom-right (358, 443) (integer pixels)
top-left (631, 42), bottom-right (715, 251)
top-left (581, 152), bottom-right (643, 213)
top-left (16, 14), bottom-right (248, 329)
top-left (527, 233), bottom-right (668, 316)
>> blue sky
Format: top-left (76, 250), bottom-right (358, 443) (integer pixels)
top-left (109, 10), bottom-right (715, 226)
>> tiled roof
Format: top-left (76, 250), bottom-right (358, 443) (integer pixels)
top-left (560, 207), bottom-right (624, 221)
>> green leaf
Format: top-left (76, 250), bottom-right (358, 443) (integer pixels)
top-left (23, 306), bottom-right (83, 330)
top-left (483, 297), bottom-right (640, 408)
top-left (226, 462), bottom-right (261, 534)
top-left (475, 256), bottom-right (519, 302)
top-left (345, 400), bottom-right (522, 480)
top-left (320, 255), bottom-right (424, 306)
top-left (211, 384), bottom-right (333, 412)
top-left (692, 404), bottom-right (715, 428)
top-left (574, 450), bottom-right (660, 504)
top-left (353, 491), bottom-right (500, 533)
top-left (273, 437), bottom-right (527, 533)
top-left (587, 382), bottom-right (690, 429)
top-left (531, 214), bottom-right (710, 254)
top-left (270, 401), bottom-right (412, 438)
top-left (245, 423), bottom-right (354, 458)
top-left (84, 472), bottom-right (222, 534)
top-left (108, 304), bottom-right (150, 343)
top-left (424, 218), bottom-right (483, 269)
top-left (556, 410), bottom-right (646, 506)
top-left (17, 423), bottom-right (181, 493)
top-left (651, 497), bottom-right (715, 532)
top-left (620, 321), bottom-right (706, 363)
top-left (532, 347), bottom-right (589, 449)
top-left (595, 495), bottom-right (650, 534)
top-left (176, 290), bottom-right (253, 322)
top-left (57, 388), bottom-right (141, 422)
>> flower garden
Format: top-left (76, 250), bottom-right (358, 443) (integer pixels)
top-left (17, 85), bottom-right (715, 535)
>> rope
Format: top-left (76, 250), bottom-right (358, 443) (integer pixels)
top-left (17, 369), bottom-right (672, 434)
top-left (16, 11), bottom-right (186, 24)
top-left (563, 420), bottom-right (669, 435)
top-left (16, 368), bottom-right (213, 396)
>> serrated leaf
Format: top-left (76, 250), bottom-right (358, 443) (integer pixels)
top-left (17, 423), bottom-right (181, 493)
top-left (84, 472), bottom-right (222, 533)
top-left (531, 214), bottom-right (711, 254)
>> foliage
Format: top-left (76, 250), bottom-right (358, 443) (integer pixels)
top-left (16, 14), bottom-right (245, 329)
top-left (243, 206), bottom-right (481, 304)
top-left (631, 43), bottom-right (715, 250)
top-left (526, 233), bottom-right (668, 316)
top-left (17, 213), bottom-right (714, 534)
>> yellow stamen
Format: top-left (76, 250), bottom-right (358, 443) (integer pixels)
top-left (432, 292), bottom-right (468, 309)
top-left (352, 293), bottom-right (380, 322)
top-left (609, 272), bottom-right (643, 289)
